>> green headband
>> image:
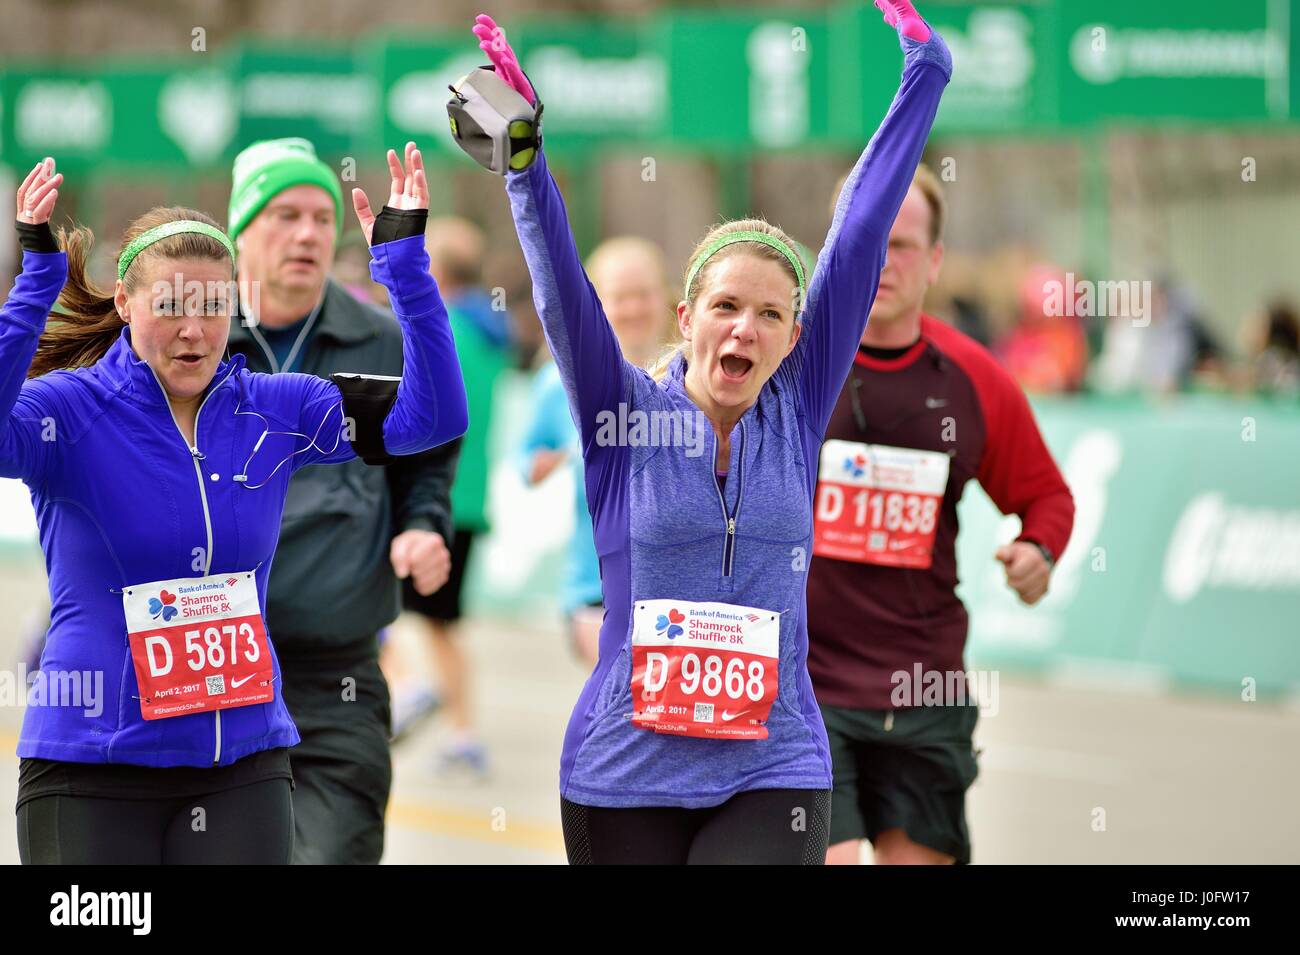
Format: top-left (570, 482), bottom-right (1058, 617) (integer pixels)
top-left (684, 230), bottom-right (807, 312)
top-left (117, 221), bottom-right (236, 281)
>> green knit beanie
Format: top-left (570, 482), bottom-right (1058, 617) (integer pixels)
top-left (227, 137), bottom-right (344, 241)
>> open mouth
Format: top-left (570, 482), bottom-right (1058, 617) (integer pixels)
top-left (719, 354), bottom-right (754, 382)
top-left (173, 353), bottom-right (205, 368)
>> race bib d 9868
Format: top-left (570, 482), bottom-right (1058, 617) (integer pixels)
top-left (122, 571), bottom-right (275, 721)
top-left (631, 599), bottom-right (779, 740)
top-left (813, 440), bottom-right (950, 569)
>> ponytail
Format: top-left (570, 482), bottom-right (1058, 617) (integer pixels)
top-left (26, 225), bottom-right (122, 379)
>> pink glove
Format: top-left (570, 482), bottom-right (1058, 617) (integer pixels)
top-left (874, 0), bottom-right (931, 43)
top-left (471, 13), bottom-right (536, 106)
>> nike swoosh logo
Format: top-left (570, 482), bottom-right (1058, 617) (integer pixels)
top-left (721, 710), bottom-right (741, 722)
top-left (925, 397), bottom-right (948, 409)
top-left (889, 539), bottom-right (920, 550)
top-left (230, 674), bottom-right (255, 689)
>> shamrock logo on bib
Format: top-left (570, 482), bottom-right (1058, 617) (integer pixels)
top-left (655, 608), bottom-right (685, 639)
top-left (148, 590), bottom-right (178, 622)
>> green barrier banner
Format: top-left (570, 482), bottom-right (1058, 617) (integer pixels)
top-left (373, 35), bottom-right (487, 161)
top-left (514, 21), bottom-right (668, 147)
top-left (1053, 0), bottom-right (1290, 125)
top-left (1, 64), bottom-right (237, 172)
top-left (231, 46), bottom-right (372, 160)
top-left (660, 12), bottom-right (833, 149)
top-left (377, 22), bottom-right (667, 161)
top-left (1, 69), bottom-right (117, 172)
top-left (5, 2), bottom-right (1299, 172)
top-left (956, 397), bottom-right (1300, 698)
top-left (842, 2), bottom-right (1052, 138)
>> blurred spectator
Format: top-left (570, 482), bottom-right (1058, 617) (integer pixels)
top-left (1242, 300), bottom-right (1300, 398)
top-left (994, 264), bottom-right (1088, 394)
top-left (1092, 277), bottom-right (1223, 395)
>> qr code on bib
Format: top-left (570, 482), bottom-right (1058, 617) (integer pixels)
top-left (205, 675), bottom-right (226, 696)
top-left (694, 702), bottom-right (714, 723)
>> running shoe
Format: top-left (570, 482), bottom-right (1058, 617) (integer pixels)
top-left (388, 686), bottom-right (441, 743)
top-left (435, 740), bottom-right (490, 783)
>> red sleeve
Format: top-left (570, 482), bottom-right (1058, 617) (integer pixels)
top-left (924, 316), bottom-right (1075, 561)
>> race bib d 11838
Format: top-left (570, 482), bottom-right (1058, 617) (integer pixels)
top-left (122, 571), bottom-right (274, 721)
top-left (631, 599), bottom-right (779, 740)
top-left (813, 439), bottom-right (950, 569)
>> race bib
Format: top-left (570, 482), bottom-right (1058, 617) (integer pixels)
top-left (630, 599), bottom-right (779, 740)
top-left (122, 571), bottom-right (275, 721)
top-left (813, 440), bottom-right (950, 569)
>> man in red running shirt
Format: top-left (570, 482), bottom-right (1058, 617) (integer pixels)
top-left (809, 165), bottom-right (1074, 864)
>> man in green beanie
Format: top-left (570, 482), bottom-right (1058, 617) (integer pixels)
top-left (226, 137), bottom-right (461, 864)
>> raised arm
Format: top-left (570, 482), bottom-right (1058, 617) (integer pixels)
top-left (455, 14), bottom-right (628, 456)
top-left (297, 144), bottom-right (469, 470)
top-left (794, 1), bottom-right (952, 435)
top-left (0, 160), bottom-right (67, 486)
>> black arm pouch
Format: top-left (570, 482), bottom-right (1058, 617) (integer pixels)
top-left (332, 373), bottom-right (401, 465)
top-left (17, 220), bottom-right (59, 253)
top-left (370, 206), bottom-right (428, 246)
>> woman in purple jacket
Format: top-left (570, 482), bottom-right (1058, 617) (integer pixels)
top-left (453, 2), bottom-right (951, 863)
top-left (4, 144), bottom-right (467, 863)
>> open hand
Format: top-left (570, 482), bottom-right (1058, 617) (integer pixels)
top-left (351, 141), bottom-right (429, 245)
top-left (16, 158), bottom-right (63, 225)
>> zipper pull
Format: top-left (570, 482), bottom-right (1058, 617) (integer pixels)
top-left (727, 517), bottom-right (736, 536)
top-left (191, 447), bottom-right (206, 460)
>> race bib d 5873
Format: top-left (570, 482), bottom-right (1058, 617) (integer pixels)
top-left (813, 440), bottom-right (950, 569)
top-left (122, 571), bottom-right (274, 721)
top-left (631, 599), bottom-right (779, 740)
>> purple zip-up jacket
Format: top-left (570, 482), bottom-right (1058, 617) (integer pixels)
top-left (506, 29), bottom-right (951, 807)
top-left (1, 234), bottom-right (467, 768)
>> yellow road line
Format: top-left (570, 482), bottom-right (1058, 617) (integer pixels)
top-left (385, 800), bottom-right (564, 854)
top-left (0, 730), bottom-right (564, 856)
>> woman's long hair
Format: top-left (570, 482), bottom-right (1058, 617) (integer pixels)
top-left (27, 207), bottom-right (232, 379)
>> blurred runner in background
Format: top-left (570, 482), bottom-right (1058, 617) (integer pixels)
top-left (808, 163), bottom-right (1074, 865)
top-left (394, 216), bottom-right (514, 780)
top-left (519, 237), bottom-right (672, 666)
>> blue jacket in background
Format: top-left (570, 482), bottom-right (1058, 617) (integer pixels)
top-left (517, 361), bottom-right (603, 614)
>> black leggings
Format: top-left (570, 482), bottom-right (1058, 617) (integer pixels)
top-left (17, 778), bottom-right (293, 865)
top-left (561, 789), bottom-right (830, 864)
